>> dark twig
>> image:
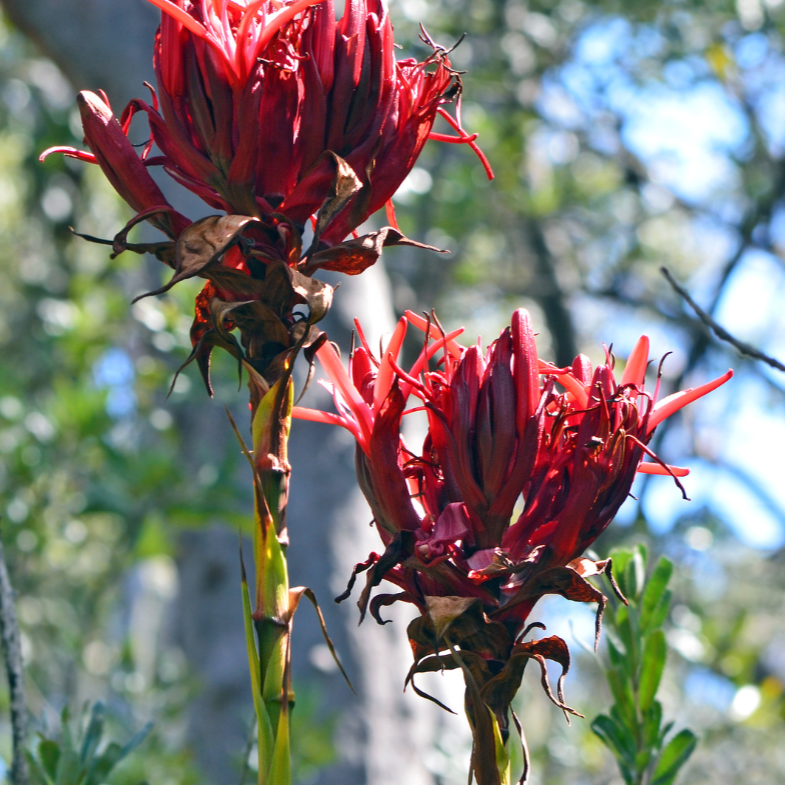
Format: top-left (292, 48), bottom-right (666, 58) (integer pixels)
top-left (0, 530), bottom-right (28, 785)
top-left (661, 267), bottom-right (785, 373)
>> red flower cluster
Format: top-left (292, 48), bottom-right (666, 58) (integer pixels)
top-left (295, 309), bottom-right (732, 637)
top-left (41, 0), bottom-right (491, 391)
top-left (44, 0), bottom-right (490, 245)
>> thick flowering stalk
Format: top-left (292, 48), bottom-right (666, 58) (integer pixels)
top-left (294, 309), bottom-right (732, 785)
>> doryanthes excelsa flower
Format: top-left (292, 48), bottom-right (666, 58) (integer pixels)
top-left (44, 0), bottom-right (490, 242)
top-left (293, 309), bottom-right (732, 784)
top-left (41, 0), bottom-right (491, 394)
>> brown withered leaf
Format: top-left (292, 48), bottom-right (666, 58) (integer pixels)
top-left (335, 553), bottom-right (378, 604)
top-left (133, 215), bottom-right (259, 301)
top-left (295, 330), bottom-right (329, 405)
top-left (71, 228), bottom-right (175, 267)
top-left (203, 266), bottom-right (267, 297)
top-left (369, 592), bottom-right (414, 625)
top-left (568, 556), bottom-right (627, 604)
top-left (288, 587), bottom-right (354, 693)
top-left (290, 269), bottom-right (334, 323)
top-left (498, 565), bottom-right (608, 650)
top-left (109, 205), bottom-right (182, 262)
top-left (404, 649), bottom-right (491, 715)
top-left (481, 635), bottom-right (582, 724)
top-left (356, 532), bottom-right (414, 622)
top-left (304, 227), bottom-right (447, 276)
top-left (211, 299), bottom-right (290, 347)
top-left (449, 643), bottom-right (505, 785)
top-left (311, 153), bottom-right (362, 244)
top-left (171, 327), bottom-right (243, 397)
top-left (406, 596), bottom-right (511, 662)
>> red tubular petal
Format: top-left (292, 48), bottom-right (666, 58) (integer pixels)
top-left (511, 309), bottom-right (540, 432)
top-left (374, 316), bottom-right (407, 410)
top-left (637, 462), bottom-right (690, 477)
top-left (647, 369), bottom-right (733, 434)
top-left (146, 0), bottom-right (208, 37)
top-left (621, 335), bottom-right (650, 388)
top-left (316, 340), bottom-right (374, 450)
top-left (405, 311), bottom-right (464, 360)
top-left (39, 146), bottom-right (97, 164)
top-left (427, 131), bottom-right (479, 144)
top-left (77, 91), bottom-right (189, 238)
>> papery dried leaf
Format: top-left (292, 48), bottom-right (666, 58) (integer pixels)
top-left (304, 227), bottom-right (445, 276)
top-left (134, 214), bottom-right (259, 300)
top-left (311, 153), bottom-right (362, 243)
top-left (369, 592), bottom-right (413, 625)
top-left (71, 228), bottom-right (175, 267)
top-left (335, 553), bottom-right (378, 604)
top-left (404, 651), bottom-right (489, 715)
top-left (288, 586), bottom-right (354, 692)
top-left (480, 635), bottom-right (582, 724)
top-left (449, 643), bottom-right (504, 785)
top-left (357, 532), bottom-right (414, 622)
top-left (406, 596), bottom-right (512, 662)
top-left (173, 326), bottom-right (243, 397)
top-left (289, 269), bottom-right (334, 323)
top-left (212, 299), bottom-right (291, 348)
top-left (498, 564), bottom-right (608, 650)
top-left (109, 205), bottom-right (181, 262)
top-left (295, 331), bottom-right (329, 405)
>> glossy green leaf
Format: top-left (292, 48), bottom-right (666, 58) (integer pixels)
top-left (624, 546), bottom-right (646, 605)
top-left (606, 666), bottom-right (637, 732)
top-left (648, 589), bottom-right (673, 633)
top-left (640, 558), bottom-right (674, 633)
top-left (610, 550), bottom-right (633, 598)
top-left (651, 729), bottom-right (698, 785)
top-left (639, 630), bottom-right (667, 712)
top-left (592, 714), bottom-right (636, 767)
top-left (643, 700), bottom-right (664, 751)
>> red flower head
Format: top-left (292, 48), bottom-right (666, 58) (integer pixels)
top-left (41, 0), bottom-right (492, 394)
top-left (45, 0), bottom-right (490, 243)
top-left (294, 309), bottom-right (732, 772)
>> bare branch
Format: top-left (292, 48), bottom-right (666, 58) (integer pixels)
top-left (661, 267), bottom-right (785, 374)
top-left (0, 530), bottom-right (28, 785)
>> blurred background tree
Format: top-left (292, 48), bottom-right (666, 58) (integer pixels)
top-left (0, 0), bottom-right (782, 784)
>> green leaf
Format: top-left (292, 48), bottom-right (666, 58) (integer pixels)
top-left (79, 703), bottom-right (105, 767)
top-left (489, 706), bottom-right (511, 785)
top-left (85, 742), bottom-right (122, 785)
top-left (119, 722), bottom-right (153, 760)
top-left (624, 547), bottom-right (646, 604)
top-left (54, 747), bottom-right (81, 785)
top-left (85, 722), bottom-right (150, 785)
top-left (27, 748), bottom-right (55, 785)
top-left (38, 740), bottom-right (61, 781)
top-left (266, 697), bottom-right (292, 785)
top-left (651, 730), bottom-right (698, 785)
top-left (640, 558), bottom-right (673, 633)
top-left (591, 714), bottom-right (635, 766)
top-left (643, 700), bottom-right (663, 751)
top-left (639, 630), bottom-right (667, 712)
top-left (241, 556), bottom-right (275, 777)
top-left (606, 666), bottom-right (637, 732)
top-left (615, 604), bottom-right (640, 674)
top-left (610, 549), bottom-right (633, 597)
top-left (648, 589), bottom-right (673, 632)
